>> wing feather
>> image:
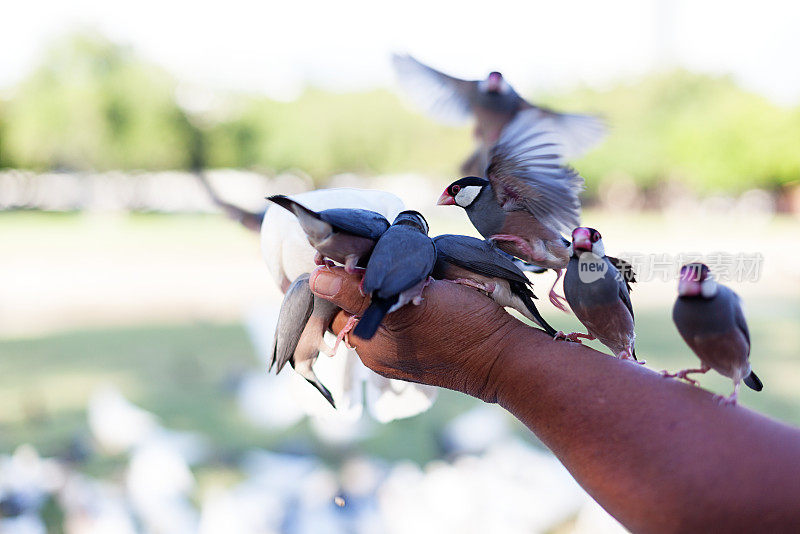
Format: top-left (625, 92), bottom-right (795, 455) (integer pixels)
top-left (486, 109), bottom-right (584, 235)
top-left (391, 54), bottom-right (477, 125)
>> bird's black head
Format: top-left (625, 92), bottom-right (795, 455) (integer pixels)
top-left (437, 177), bottom-right (489, 208)
top-left (677, 263), bottom-right (717, 299)
top-left (393, 210), bottom-right (429, 234)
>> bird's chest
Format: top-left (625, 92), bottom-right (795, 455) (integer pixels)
top-left (474, 107), bottom-right (515, 144)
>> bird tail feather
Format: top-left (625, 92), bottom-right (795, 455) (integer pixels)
top-left (514, 284), bottom-right (557, 337)
top-left (266, 195), bottom-right (331, 241)
top-left (195, 171), bottom-right (264, 232)
top-left (744, 371), bottom-right (763, 392)
top-left (353, 298), bottom-right (394, 340)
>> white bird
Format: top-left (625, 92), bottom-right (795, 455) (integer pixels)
top-left (87, 386), bottom-right (159, 455)
top-left (258, 188), bottom-right (438, 422)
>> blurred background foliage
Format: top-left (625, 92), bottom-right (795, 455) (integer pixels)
top-left (2, 31), bottom-right (799, 194)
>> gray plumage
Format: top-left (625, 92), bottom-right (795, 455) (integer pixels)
top-left (270, 274), bottom-right (339, 407)
top-left (353, 211), bottom-right (436, 340)
top-left (267, 195), bottom-right (389, 271)
top-left (432, 235), bottom-right (556, 336)
top-left (440, 110), bottom-right (585, 272)
top-left (673, 283), bottom-right (762, 393)
top-left (563, 228), bottom-right (639, 361)
top-left (391, 54), bottom-right (606, 174)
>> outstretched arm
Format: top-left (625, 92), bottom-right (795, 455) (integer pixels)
top-left (310, 267), bottom-right (800, 533)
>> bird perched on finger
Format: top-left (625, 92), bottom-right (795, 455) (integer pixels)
top-left (562, 227), bottom-right (642, 363)
top-left (437, 109), bottom-right (585, 311)
top-left (432, 234), bottom-right (557, 336)
top-left (270, 274), bottom-right (340, 408)
top-left (267, 195), bottom-right (390, 273)
top-left (353, 211), bottom-right (437, 340)
top-left (664, 263), bottom-right (763, 406)
top-left (391, 54), bottom-right (606, 176)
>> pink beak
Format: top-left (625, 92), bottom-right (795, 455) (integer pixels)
top-left (677, 277), bottom-right (702, 297)
top-left (571, 228), bottom-right (592, 252)
top-left (487, 72), bottom-right (502, 92)
top-left (437, 191), bottom-right (455, 206)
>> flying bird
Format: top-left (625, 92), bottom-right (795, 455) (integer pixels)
top-left (267, 195), bottom-right (390, 273)
top-left (270, 274), bottom-right (340, 408)
top-left (391, 54), bottom-right (607, 175)
top-left (437, 109), bottom-right (585, 311)
top-left (353, 211), bottom-right (436, 340)
top-left (664, 263), bottom-right (763, 405)
top-left (562, 227), bottom-right (641, 363)
top-left (432, 234), bottom-right (557, 336)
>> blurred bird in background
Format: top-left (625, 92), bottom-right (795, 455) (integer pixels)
top-left (392, 54), bottom-right (607, 176)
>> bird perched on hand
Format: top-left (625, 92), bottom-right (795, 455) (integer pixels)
top-left (270, 273), bottom-right (340, 408)
top-left (391, 54), bottom-right (606, 176)
top-left (353, 211), bottom-right (436, 340)
top-left (664, 263), bottom-right (763, 405)
top-left (562, 227), bottom-right (641, 363)
top-left (437, 109), bottom-right (585, 311)
top-left (267, 195), bottom-right (390, 273)
top-left (432, 234), bottom-right (557, 336)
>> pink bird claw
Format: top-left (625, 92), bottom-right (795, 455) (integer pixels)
top-left (713, 393), bottom-right (738, 407)
top-left (344, 255), bottom-right (365, 274)
top-left (332, 315), bottom-right (360, 354)
top-left (548, 289), bottom-right (569, 312)
top-left (554, 331), bottom-right (592, 343)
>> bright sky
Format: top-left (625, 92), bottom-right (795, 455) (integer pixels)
top-left (4, 0), bottom-right (800, 104)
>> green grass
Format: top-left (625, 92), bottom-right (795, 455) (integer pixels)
top-left (2, 297), bottom-right (798, 474)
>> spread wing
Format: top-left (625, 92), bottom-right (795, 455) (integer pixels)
top-left (391, 54), bottom-right (478, 125)
top-left (520, 105), bottom-right (608, 160)
top-left (607, 256), bottom-right (636, 294)
top-left (433, 235), bottom-right (529, 285)
top-left (486, 109), bottom-right (584, 235)
top-left (732, 292), bottom-right (751, 350)
top-left (319, 208), bottom-right (390, 239)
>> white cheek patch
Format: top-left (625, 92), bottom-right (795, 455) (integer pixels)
top-left (701, 278), bottom-right (718, 298)
top-left (455, 186), bottom-right (482, 207)
top-left (592, 239), bottom-right (606, 258)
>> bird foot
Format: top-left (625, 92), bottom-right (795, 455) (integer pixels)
top-left (344, 255), bottom-right (365, 274)
top-left (660, 366), bottom-right (710, 385)
top-left (554, 331), bottom-right (594, 343)
top-left (713, 393), bottom-right (738, 407)
top-left (411, 277), bottom-right (434, 306)
top-left (449, 278), bottom-right (496, 295)
top-left (489, 234), bottom-right (543, 262)
top-left (332, 315), bottom-right (360, 353)
top-left (548, 289), bottom-right (569, 312)
top-left (314, 252), bottom-right (335, 268)
top-left (617, 349), bottom-right (645, 365)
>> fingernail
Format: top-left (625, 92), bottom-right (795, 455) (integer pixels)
top-left (311, 269), bottom-right (342, 297)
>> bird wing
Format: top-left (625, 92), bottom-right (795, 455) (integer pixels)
top-left (319, 208), bottom-right (390, 239)
top-left (486, 109), bottom-right (584, 235)
top-left (363, 228), bottom-right (436, 298)
top-left (433, 235), bottom-right (529, 285)
top-left (732, 291), bottom-right (751, 350)
top-left (270, 275), bottom-right (314, 373)
top-left (520, 105), bottom-right (608, 160)
top-left (391, 54), bottom-right (478, 125)
top-left (607, 256), bottom-right (637, 294)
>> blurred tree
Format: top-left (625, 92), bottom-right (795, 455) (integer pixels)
top-left (1, 30), bottom-right (798, 194)
top-left (2, 32), bottom-right (196, 170)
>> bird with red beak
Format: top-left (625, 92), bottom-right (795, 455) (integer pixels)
top-left (665, 263), bottom-right (763, 405)
top-left (437, 110), bottom-right (584, 312)
top-left (561, 227), bottom-right (642, 363)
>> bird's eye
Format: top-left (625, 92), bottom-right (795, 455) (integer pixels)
top-left (591, 233), bottom-right (600, 242)
top-left (451, 185), bottom-right (461, 195)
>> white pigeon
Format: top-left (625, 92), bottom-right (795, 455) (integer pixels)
top-left (258, 188), bottom-right (438, 422)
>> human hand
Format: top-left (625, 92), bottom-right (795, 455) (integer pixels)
top-left (308, 266), bottom-right (546, 402)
